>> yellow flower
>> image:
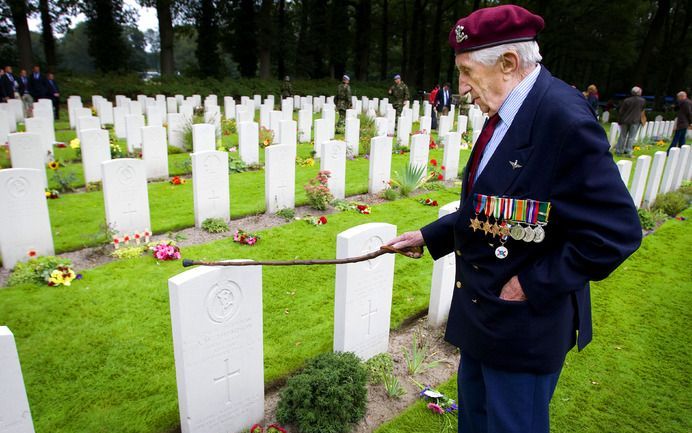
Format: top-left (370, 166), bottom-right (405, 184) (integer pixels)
top-left (45, 191), bottom-right (51, 198)
top-left (633, 146), bottom-right (641, 151)
top-left (48, 161), bottom-right (60, 170)
top-left (49, 269), bottom-right (65, 286)
top-left (656, 140), bottom-right (665, 146)
top-left (305, 158), bottom-right (315, 166)
top-left (70, 138), bottom-right (80, 149)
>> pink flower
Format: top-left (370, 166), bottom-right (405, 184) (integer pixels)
top-left (246, 237), bottom-right (257, 246)
top-left (427, 402), bottom-right (445, 414)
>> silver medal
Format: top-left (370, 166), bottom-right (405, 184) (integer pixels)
top-left (523, 226), bottom-right (535, 242)
top-left (510, 224), bottom-right (525, 240)
top-left (495, 245), bottom-right (508, 259)
top-left (533, 225), bottom-right (545, 243)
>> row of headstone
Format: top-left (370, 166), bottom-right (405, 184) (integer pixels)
top-left (608, 120), bottom-right (676, 147)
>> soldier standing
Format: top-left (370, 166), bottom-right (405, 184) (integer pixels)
top-left (336, 74), bottom-right (352, 127)
top-left (388, 74), bottom-right (410, 117)
top-left (281, 76), bottom-right (293, 99)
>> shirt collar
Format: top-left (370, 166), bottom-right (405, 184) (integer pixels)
top-left (497, 64), bottom-right (541, 127)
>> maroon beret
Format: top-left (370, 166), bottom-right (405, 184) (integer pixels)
top-left (448, 5), bottom-right (544, 54)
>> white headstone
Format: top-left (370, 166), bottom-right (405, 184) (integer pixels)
top-left (375, 117), bottom-right (388, 137)
top-left (238, 122), bottom-right (259, 166)
top-left (428, 201), bottom-right (460, 327)
top-left (345, 116), bottom-right (360, 156)
top-left (192, 123), bottom-right (217, 153)
top-left (457, 115), bottom-right (468, 133)
top-left (397, 113), bottom-right (412, 147)
top-left (142, 126), bottom-right (169, 180)
top-left (147, 106), bottom-right (164, 127)
top-left (191, 150), bottom-right (230, 227)
top-left (0, 326), bottom-right (36, 433)
top-left (368, 136), bottom-right (393, 194)
top-left (423, 102), bottom-right (432, 119)
top-left (180, 104), bottom-right (194, 122)
top-left (320, 140), bottom-right (347, 199)
top-left (77, 116), bottom-right (101, 144)
top-left (24, 117), bottom-right (54, 155)
top-left (419, 115), bottom-right (432, 134)
top-left (313, 118), bottom-right (329, 158)
top-left (608, 122), bottom-right (620, 147)
top-left (672, 145), bottom-right (690, 190)
top-left (616, 160), bottom-right (632, 186)
top-left (129, 100), bottom-right (143, 116)
top-left (265, 144), bottom-right (296, 213)
top-left (113, 106), bottom-right (128, 139)
top-left (167, 97), bottom-right (178, 114)
top-left (334, 223), bottom-right (396, 360)
top-left (323, 106), bottom-right (336, 138)
top-left (81, 128), bottom-right (111, 184)
top-left (386, 108), bottom-right (396, 136)
top-left (409, 133), bottom-right (430, 172)
top-left (223, 97), bottom-right (235, 120)
top-left (125, 114), bottom-right (145, 152)
top-left (443, 131), bottom-right (462, 180)
top-left (279, 119), bottom-right (297, 148)
top-left (101, 159), bottom-right (151, 236)
top-left (411, 100), bottom-right (420, 122)
top-left (629, 155), bottom-right (651, 208)
top-left (8, 133), bottom-right (48, 188)
top-left (99, 100), bottom-right (114, 126)
top-left (601, 111), bottom-right (610, 123)
top-left (204, 106), bottom-right (221, 133)
top-left (281, 98), bottom-right (293, 121)
top-left (0, 110), bottom-right (10, 145)
top-left (658, 147), bottom-right (680, 194)
top-left (168, 264), bottom-right (264, 433)
top-left (298, 109), bottom-right (312, 143)
top-left (438, 115), bottom-right (451, 144)
top-left (67, 97), bottom-right (83, 129)
top-left (642, 151), bottom-right (666, 208)
top-left (167, 113), bottom-right (186, 149)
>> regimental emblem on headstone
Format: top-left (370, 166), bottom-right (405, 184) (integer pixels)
top-left (362, 235), bottom-right (383, 271)
top-left (117, 164), bottom-right (136, 186)
top-left (455, 25), bottom-right (469, 43)
top-left (6, 176), bottom-right (29, 198)
top-left (205, 280), bottom-right (243, 323)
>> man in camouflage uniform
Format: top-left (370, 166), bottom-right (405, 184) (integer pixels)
top-left (388, 74), bottom-right (410, 117)
top-left (336, 74), bottom-right (352, 127)
top-left (281, 75), bottom-right (293, 99)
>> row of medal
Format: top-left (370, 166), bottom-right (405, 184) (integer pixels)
top-left (469, 194), bottom-right (552, 259)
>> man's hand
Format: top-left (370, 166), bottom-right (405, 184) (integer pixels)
top-left (499, 275), bottom-right (527, 301)
top-left (385, 230), bottom-right (424, 250)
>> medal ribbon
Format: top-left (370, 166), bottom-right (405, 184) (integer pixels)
top-left (503, 198), bottom-right (513, 221)
top-left (484, 195), bottom-right (494, 218)
top-left (474, 194), bottom-right (485, 215)
top-left (538, 201), bottom-right (551, 224)
top-left (493, 196), bottom-right (502, 221)
top-left (513, 199), bottom-right (526, 223)
top-left (528, 200), bottom-right (539, 225)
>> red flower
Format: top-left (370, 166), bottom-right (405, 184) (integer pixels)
top-left (267, 425), bottom-right (288, 433)
top-left (432, 200), bottom-right (438, 206)
top-left (425, 198), bottom-right (432, 204)
top-left (250, 424), bottom-right (264, 433)
top-left (134, 233), bottom-right (140, 239)
top-left (430, 159), bottom-right (437, 166)
top-left (113, 238), bottom-right (120, 244)
top-left (441, 165), bottom-right (446, 170)
top-left (437, 174), bottom-right (444, 181)
top-left (28, 250), bottom-right (37, 257)
top-left (123, 235), bottom-right (130, 242)
top-left (318, 216), bottom-right (328, 225)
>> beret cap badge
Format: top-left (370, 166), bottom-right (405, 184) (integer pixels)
top-left (455, 25), bottom-right (468, 43)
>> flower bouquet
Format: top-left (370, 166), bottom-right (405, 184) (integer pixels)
top-left (304, 215), bottom-right (328, 226)
top-left (233, 229), bottom-right (260, 245)
top-left (46, 264), bottom-right (82, 287)
top-left (418, 384), bottom-right (458, 432)
top-left (419, 198), bottom-right (439, 206)
top-left (45, 189), bottom-right (60, 199)
top-left (250, 424), bottom-right (288, 433)
top-left (170, 176), bottom-right (186, 185)
top-left (150, 240), bottom-right (181, 260)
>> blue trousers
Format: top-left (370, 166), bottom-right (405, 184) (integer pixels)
top-left (458, 353), bottom-right (562, 433)
top-left (668, 128), bottom-right (688, 153)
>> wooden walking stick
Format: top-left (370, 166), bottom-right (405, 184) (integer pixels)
top-left (181, 245), bottom-right (424, 267)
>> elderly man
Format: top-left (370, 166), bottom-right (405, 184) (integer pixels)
top-left (388, 74), bottom-right (409, 117)
top-left (387, 5), bottom-right (641, 433)
top-left (615, 86), bottom-right (646, 157)
top-left (336, 74), bottom-right (352, 127)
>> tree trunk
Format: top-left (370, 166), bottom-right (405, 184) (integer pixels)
top-left (446, 0), bottom-right (461, 84)
top-left (354, 0), bottom-right (372, 81)
top-left (258, 0), bottom-right (272, 79)
top-left (401, 0), bottom-right (408, 76)
top-left (295, 0), bottom-right (309, 77)
top-left (430, 0), bottom-right (443, 88)
top-left (632, 0), bottom-right (670, 87)
top-left (277, 0), bottom-right (286, 79)
top-left (39, 0), bottom-right (57, 72)
top-left (380, 0), bottom-right (388, 80)
top-left (196, 0), bottom-right (221, 77)
top-left (8, 0), bottom-right (34, 71)
top-left (156, 0), bottom-right (175, 76)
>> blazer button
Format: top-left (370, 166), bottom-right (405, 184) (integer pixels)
top-left (455, 281), bottom-right (462, 288)
top-left (455, 249), bottom-right (462, 256)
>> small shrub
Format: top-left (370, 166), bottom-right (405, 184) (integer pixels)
top-left (85, 181), bottom-right (102, 192)
top-left (276, 352), bottom-right (368, 433)
top-left (221, 119), bottom-right (237, 136)
top-left (652, 191), bottom-right (688, 217)
top-left (228, 155), bottom-right (248, 173)
top-left (176, 157), bottom-right (192, 173)
top-left (167, 145), bottom-right (185, 155)
top-left (304, 170), bottom-right (334, 210)
top-left (8, 256), bottom-right (72, 286)
top-left (358, 113), bottom-right (376, 155)
top-left (276, 208), bottom-right (296, 221)
top-left (365, 353), bottom-right (394, 384)
top-left (391, 163), bottom-right (428, 197)
top-left (111, 246), bottom-right (147, 260)
top-left (381, 371), bottom-right (406, 399)
top-left (638, 208), bottom-right (668, 231)
top-left (51, 168), bottom-right (78, 193)
top-left (404, 328), bottom-right (439, 376)
top-left (381, 187), bottom-right (399, 201)
top-left (201, 218), bottom-right (229, 233)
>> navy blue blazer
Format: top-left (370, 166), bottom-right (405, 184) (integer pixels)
top-left (421, 67), bottom-right (642, 374)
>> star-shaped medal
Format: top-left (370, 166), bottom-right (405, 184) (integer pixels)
top-left (482, 221), bottom-right (493, 236)
top-left (469, 217), bottom-right (481, 232)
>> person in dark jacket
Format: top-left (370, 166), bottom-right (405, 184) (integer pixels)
top-left (668, 91), bottom-right (692, 152)
top-left (0, 66), bottom-right (17, 101)
top-left (28, 65), bottom-right (49, 101)
top-left (46, 72), bottom-right (60, 120)
top-left (17, 69), bottom-right (32, 116)
top-left (386, 5), bottom-right (641, 433)
top-left (615, 86), bottom-right (646, 157)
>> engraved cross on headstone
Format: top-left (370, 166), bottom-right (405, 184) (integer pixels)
top-left (361, 299), bottom-right (378, 336)
top-left (213, 358), bottom-right (240, 405)
top-left (122, 201), bottom-right (138, 226)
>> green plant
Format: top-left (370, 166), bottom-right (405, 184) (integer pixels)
top-left (381, 371), bottom-right (406, 399)
top-left (304, 170), bottom-right (334, 210)
top-left (365, 352), bottom-right (394, 384)
top-left (404, 328), bottom-right (439, 376)
top-left (82, 222), bottom-right (118, 253)
top-left (110, 246), bottom-right (147, 260)
top-left (276, 208), bottom-right (296, 221)
top-left (652, 191), bottom-right (688, 217)
top-left (358, 113), bottom-right (376, 156)
top-left (51, 168), bottom-right (78, 193)
top-left (229, 155), bottom-right (248, 173)
top-left (176, 157), bottom-right (192, 173)
top-left (381, 187), bottom-right (399, 201)
top-left (85, 181), bottom-right (102, 192)
top-left (638, 208), bottom-right (667, 231)
top-left (7, 256), bottom-right (72, 286)
top-left (391, 163), bottom-right (429, 197)
top-left (276, 352), bottom-right (368, 433)
top-left (167, 145), bottom-right (185, 155)
top-left (201, 218), bottom-right (229, 233)
top-left (221, 119), bottom-right (237, 136)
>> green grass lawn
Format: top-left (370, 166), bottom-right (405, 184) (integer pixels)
top-left (376, 208), bottom-right (692, 433)
top-left (0, 188), bottom-right (461, 433)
